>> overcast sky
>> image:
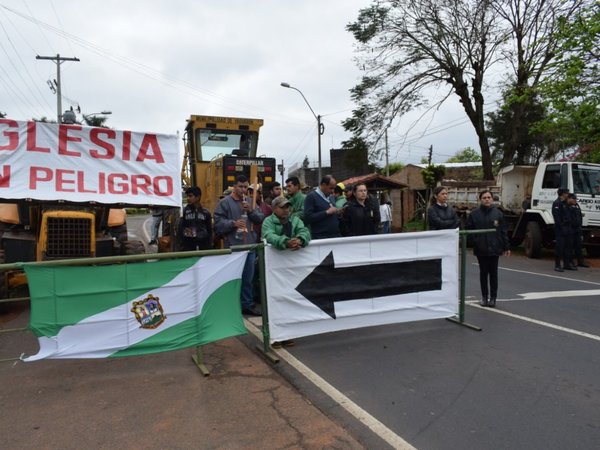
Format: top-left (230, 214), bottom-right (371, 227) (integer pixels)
top-left (1, 0), bottom-right (483, 175)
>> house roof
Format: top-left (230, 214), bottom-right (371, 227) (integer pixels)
top-left (408, 162), bottom-right (482, 169)
top-left (340, 173), bottom-right (408, 190)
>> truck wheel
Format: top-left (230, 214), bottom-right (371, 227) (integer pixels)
top-left (122, 240), bottom-right (146, 255)
top-left (524, 222), bottom-right (542, 259)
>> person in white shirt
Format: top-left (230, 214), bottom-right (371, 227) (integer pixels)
top-left (379, 198), bottom-right (392, 233)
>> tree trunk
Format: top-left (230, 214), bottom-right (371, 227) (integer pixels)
top-left (454, 76), bottom-right (494, 181)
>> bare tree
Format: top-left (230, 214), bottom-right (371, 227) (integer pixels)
top-left (345, 0), bottom-right (505, 180)
top-left (493, 0), bottom-right (584, 167)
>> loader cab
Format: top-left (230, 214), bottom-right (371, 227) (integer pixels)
top-left (186, 115), bottom-right (262, 163)
top-left (183, 115), bottom-right (276, 212)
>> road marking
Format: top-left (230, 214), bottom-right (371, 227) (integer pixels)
top-left (497, 265), bottom-right (600, 286)
top-left (519, 289), bottom-right (600, 300)
top-left (466, 302), bottom-right (600, 342)
top-left (245, 318), bottom-right (415, 450)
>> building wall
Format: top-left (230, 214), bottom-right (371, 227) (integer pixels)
top-left (391, 165), bottom-right (427, 190)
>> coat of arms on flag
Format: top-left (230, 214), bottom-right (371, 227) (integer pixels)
top-left (131, 294), bottom-right (166, 329)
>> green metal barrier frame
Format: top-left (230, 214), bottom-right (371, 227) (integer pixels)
top-left (445, 229), bottom-right (495, 331)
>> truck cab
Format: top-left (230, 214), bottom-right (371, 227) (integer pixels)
top-left (508, 162), bottom-right (600, 257)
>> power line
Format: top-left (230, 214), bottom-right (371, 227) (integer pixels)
top-left (0, 20), bottom-right (53, 114)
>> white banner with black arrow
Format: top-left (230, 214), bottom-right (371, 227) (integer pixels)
top-left (264, 228), bottom-right (459, 342)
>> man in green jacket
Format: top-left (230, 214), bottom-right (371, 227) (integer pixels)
top-left (285, 176), bottom-right (306, 221)
top-left (262, 196), bottom-right (311, 250)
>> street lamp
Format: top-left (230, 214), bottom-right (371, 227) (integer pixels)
top-left (280, 82), bottom-right (324, 181)
top-left (82, 111), bottom-right (112, 126)
top-left (83, 110), bottom-right (112, 119)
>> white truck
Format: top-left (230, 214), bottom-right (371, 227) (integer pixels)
top-left (446, 161), bottom-right (600, 258)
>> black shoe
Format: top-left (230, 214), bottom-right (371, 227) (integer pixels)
top-left (488, 297), bottom-right (496, 308)
top-left (271, 339), bottom-right (295, 349)
top-left (148, 239), bottom-right (157, 245)
top-left (578, 262), bottom-right (590, 268)
top-left (242, 304), bottom-right (262, 317)
top-left (554, 266), bottom-right (564, 272)
top-left (564, 265), bottom-right (578, 271)
top-left (479, 298), bottom-right (489, 307)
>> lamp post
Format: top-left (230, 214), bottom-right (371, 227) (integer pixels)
top-left (83, 110), bottom-right (112, 119)
top-left (277, 160), bottom-right (285, 186)
top-left (280, 82), bottom-right (324, 182)
top-left (82, 111), bottom-right (112, 126)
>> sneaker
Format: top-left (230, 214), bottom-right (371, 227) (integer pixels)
top-left (148, 239), bottom-right (157, 245)
top-left (554, 266), bottom-right (564, 272)
top-left (564, 265), bottom-right (578, 271)
top-left (479, 298), bottom-right (488, 307)
top-left (578, 262), bottom-right (590, 268)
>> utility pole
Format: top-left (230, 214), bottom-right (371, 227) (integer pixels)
top-left (36, 54), bottom-right (80, 123)
top-left (317, 115), bottom-right (323, 182)
top-left (427, 145), bottom-right (433, 165)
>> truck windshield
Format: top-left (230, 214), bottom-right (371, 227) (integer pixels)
top-left (572, 164), bottom-right (600, 195)
top-left (195, 130), bottom-right (258, 161)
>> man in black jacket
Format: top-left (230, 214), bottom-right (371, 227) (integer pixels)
top-left (179, 186), bottom-right (212, 251)
top-left (567, 193), bottom-right (590, 268)
top-left (552, 188), bottom-right (575, 272)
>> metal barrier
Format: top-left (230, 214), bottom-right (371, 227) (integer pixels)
top-left (445, 228), bottom-right (496, 331)
top-left (1, 232), bottom-right (492, 366)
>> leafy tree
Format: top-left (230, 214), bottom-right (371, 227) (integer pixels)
top-left (380, 162), bottom-right (404, 175)
top-left (340, 136), bottom-right (371, 171)
top-left (536, 1), bottom-right (600, 162)
top-left (32, 116), bottom-right (57, 123)
top-left (421, 164), bottom-right (446, 189)
top-left (82, 115), bottom-right (110, 127)
top-left (491, 0), bottom-right (584, 167)
top-left (0, 111), bottom-right (6, 118)
top-left (486, 87), bottom-right (553, 164)
top-left (446, 147), bottom-right (482, 163)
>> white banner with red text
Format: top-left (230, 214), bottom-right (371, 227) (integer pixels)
top-left (0, 119), bottom-right (181, 206)
top-left (264, 229), bottom-right (459, 342)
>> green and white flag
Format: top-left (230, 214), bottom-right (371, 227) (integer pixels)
top-left (23, 253), bottom-right (248, 361)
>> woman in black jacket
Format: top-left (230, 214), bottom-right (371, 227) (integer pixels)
top-left (466, 190), bottom-right (511, 307)
top-left (341, 183), bottom-right (377, 236)
top-left (428, 186), bottom-right (460, 230)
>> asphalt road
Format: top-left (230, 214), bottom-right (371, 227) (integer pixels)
top-left (261, 252), bottom-right (600, 450)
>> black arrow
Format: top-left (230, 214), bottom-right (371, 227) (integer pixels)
top-left (295, 251), bottom-right (442, 319)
